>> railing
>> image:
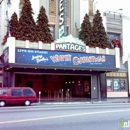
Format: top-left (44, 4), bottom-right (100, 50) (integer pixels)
top-left (3, 38), bottom-right (116, 55)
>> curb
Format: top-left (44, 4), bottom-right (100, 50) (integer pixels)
top-left (34, 100), bottom-right (130, 105)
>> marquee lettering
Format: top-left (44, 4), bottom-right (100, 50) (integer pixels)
top-left (31, 55), bottom-right (48, 63)
top-left (50, 54), bottom-right (71, 63)
top-left (55, 43), bottom-right (86, 52)
top-left (59, 0), bottom-right (65, 38)
top-left (73, 56), bottom-right (106, 65)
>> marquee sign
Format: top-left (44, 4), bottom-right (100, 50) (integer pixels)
top-left (55, 42), bottom-right (86, 52)
top-left (15, 48), bottom-right (116, 69)
top-left (59, 0), bottom-right (67, 38)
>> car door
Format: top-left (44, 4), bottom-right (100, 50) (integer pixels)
top-left (10, 89), bottom-right (23, 104)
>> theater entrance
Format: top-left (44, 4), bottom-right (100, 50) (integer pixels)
top-left (15, 73), bottom-right (91, 98)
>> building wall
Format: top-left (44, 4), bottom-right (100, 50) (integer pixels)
top-left (95, 0), bottom-right (130, 64)
top-left (122, 16), bottom-right (130, 63)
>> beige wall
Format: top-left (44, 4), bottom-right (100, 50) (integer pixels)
top-left (107, 92), bottom-right (128, 97)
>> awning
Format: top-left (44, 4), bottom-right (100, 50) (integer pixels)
top-left (5, 63), bottom-right (119, 72)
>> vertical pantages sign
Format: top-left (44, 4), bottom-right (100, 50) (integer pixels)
top-left (59, 0), bottom-right (67, 38)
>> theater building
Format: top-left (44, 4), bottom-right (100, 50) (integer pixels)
top-left (1, 35), bottom-right (121, 99)
top-left (0, 0), bottom-right (129, 98)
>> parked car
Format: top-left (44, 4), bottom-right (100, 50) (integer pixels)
top-left (0, 87), bottom-right (37, 107)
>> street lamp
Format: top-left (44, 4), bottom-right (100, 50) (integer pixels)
top-left (0, 0), bottom-right (11, 37)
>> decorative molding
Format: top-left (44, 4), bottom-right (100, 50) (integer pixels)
top-left (4, 37), bottom-right (117, 56)
top-left (107, 27), bottom-right (122, 33)
top-left (106, 17), bottom-right (122, 33)
top-left (107, 24), bottom-right (122, 29)
top-left (106, 19), bottom-right (122, 25)
top-left (49, 0), bottom-right (56, 16)
top-left (55, 34), bottom-right (85, 45)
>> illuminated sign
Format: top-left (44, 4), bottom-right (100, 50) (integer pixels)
top-left (59, 0), bottom-right (67, 38)
top-left (15, 48), bottom-right (116, 69)
top-left (55, 42), bottom-right (86, 52)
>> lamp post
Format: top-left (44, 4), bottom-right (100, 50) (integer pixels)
top-left (0, 0), bottom-right (11, 37)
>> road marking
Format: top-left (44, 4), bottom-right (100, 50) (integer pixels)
top-left (0, 109), bottom-right (130, 124)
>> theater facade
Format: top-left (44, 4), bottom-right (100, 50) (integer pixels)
top-left (1, 35), bottom-right (121, 99)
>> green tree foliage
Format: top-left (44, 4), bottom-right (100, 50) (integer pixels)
top-left (79, 13), bottom-right (93, 47)
top-left (36, 6), bottom-right (53, 43)
top-left (17, 0), bottom-right (38, 42)
top-left (92, 10), bottom-right (111, 48)
top-left (10, 12), bottom-right (19, 39)
top-left (2, 12), bottom-right (19, 45)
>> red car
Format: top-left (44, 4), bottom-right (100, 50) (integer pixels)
top-left (0, 87), bottom-right (37, 107)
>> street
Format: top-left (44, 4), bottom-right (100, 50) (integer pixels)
top-left (0, 102), bottom-right (130, 130)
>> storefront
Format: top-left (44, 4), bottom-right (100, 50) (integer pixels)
top-left (1, 35), bottom-right (120, 99)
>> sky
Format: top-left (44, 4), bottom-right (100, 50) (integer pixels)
top-left (96, 0), bottom-right (130, 16)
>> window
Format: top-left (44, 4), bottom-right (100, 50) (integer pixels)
top-left (23, 89), bottom-right (33, 96)
top-left (11, 89), bottom-right (22, 96)
top-left (107, 78), bottom-right (127, 92)
top-left (113, 79), bottom-right (120, 91)
top-left (49, 25), bottom-right (55, 40)
top-left (0, 89), bottom-right (8, 95)
top-left (120, 80), bottom-right (126, 91)
top-left (107, 79), bottom-right (113, 92)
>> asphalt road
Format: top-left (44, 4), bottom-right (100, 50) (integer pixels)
top-left (0, 103), bottom-right (130, 130)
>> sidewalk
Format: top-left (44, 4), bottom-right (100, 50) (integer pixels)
top-left (38, 96), bottom-right (130, 104)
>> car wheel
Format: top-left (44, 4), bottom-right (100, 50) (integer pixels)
top-left (24, 100), bottom-right (31, 106)
top-left (0, 101), bottom-right (6, 107)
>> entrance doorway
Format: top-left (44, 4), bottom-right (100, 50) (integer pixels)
top-left (26, 82), bottom-right (33, 88)
top-left (15, 73), bottom-right (91, 98)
